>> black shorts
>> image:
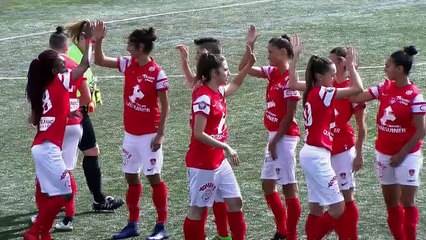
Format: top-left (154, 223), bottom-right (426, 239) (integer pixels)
top-left (78, 107), bottom-right (97, 151)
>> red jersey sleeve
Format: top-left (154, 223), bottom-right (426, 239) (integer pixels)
top-left (261, 66), bottom-right (274, 80)
top-left (193, 94), bottom-right (211, 117)
top-left (368, 80), bottom-right (387, 99)
top-left (411, 93), bottom-right (426, 114)
top-left (58, 71), bottom-right (72, 90)
top-left (319, 86), bottom-right (336, 107)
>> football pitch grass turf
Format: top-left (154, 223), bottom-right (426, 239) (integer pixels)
top-left (0, 0), bottom-right (425, 239)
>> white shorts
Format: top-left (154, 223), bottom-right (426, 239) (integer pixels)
top-left (62, 124), bottom-right (83, 170)
top-left (375, 150), bottom-right (423, 186)
top-left (261, 133), bottom-right (299, 185)
top-left (331, 147), bottom-right (356, 190)
top-left (32, 142), bottom-right (72, 196)
top-left (122, 132), bottom-right (163, 175)
top-left (187, 160), bottom-right (241, 207)
top-left (300, 144), bottom-right (344, 206)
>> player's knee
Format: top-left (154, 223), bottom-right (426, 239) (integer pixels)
top-left (83, 145), bottom-right (100, 156)
top-left (328, 201), bottom-right (345, 219)
top-left (147, 174), bottom-right (161, 186)
top-left (188, 206), bottom-right (206, 220)
top-left (225, 197), bottom-right (243, 212)
top-left (309, 203), bottom-right (324, 216)
top-left (262, 180), bottom-right (276, 195)
top-left (125, 173), bottom-right (141, 185)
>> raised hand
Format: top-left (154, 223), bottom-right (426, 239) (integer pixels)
top-left (176, 44), bottom-right (189, 61)
top-left (290, 33), bottom-right (301, 58)
top-left (93, 20), bottom-right (107, 41)
top-left (81, 21), bottom-right (93, 40)
top-left (246, 25), bottom-right (258, 47)
top-left (345, 47), bottom-right (357, 68)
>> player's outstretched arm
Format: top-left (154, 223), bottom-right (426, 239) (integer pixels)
top-left (288, 34), bottom-right (306, 91)
top-left (225, 45), bottom-right (256, 97)
top-left (238, 25), bottom-right (263, 77)
top-left (93, 20), bottom-right (118, 69)
top-left (176, 44), bottom-right (196, 88)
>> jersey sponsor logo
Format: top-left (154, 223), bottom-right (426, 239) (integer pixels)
top-left (378, 125), bottom-right (407, 134)
top-left (265, 111), bottom-right (279, 123)
top-left (39, 117), bottom-right (55, 131)
top-left (142, 74), bottom-right (155, 82)
top-left (390, 96), bottom-right (409, 105)
top-left (267, 101), bottom-right (276, 109)
top-left (129, 85), bottom-right (145, 103)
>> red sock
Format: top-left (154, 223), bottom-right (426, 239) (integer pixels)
top-left (285, 198), bottom-right (301, 240)
top-left (316, 212), bottom-right (335, 239)
top-left (35, 178), bottom-right (43, 210)
top-left (228, 211), bottom-right (246, 240)
top-left (265, 192), bottom-right (287, 236)
top-left (213, 201), bottom-right (229, 237)
top-left (152, 181), bottom-right (168, 224)
top-left (341, 201), bottom-right (359, 239)
top-left (28, 196), bottom-right (68, 235)
top-left (387, 205), bottom-right (405, 240)
top-left (183, 217), bottom-right (206, 240)
top-left (65, 171), bottom-right (77, 218)
top-left (305, 214), bottom-right (320, 240)
top-left (404, 206), bottom-right (419, 240)
top-left (126, 184), bottom-right (142, 222)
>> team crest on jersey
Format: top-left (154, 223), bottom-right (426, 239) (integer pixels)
top-left (340, 172), bottom-right (346, 179)
top-left (150, 158), bottom-right (156, 165)
top-left (149, 66), bottom-right (156, 72)
top-left (198, 101), bottom-right (207, 110)
top-left (405, 90), bottom-right (413, 95)
top-left (409, 169), bottom-right (415, 177)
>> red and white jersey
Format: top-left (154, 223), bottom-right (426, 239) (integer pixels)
top-left (63, 55), bottom-right (84, 125)
top-left (33, 72), bottom-right (72, 149)
top-left (118, 57), bottom-right (169, 135)
top-left (261, 66), bottom-right (300, 135)
top-left (186, 85), bottom-right (228, 170)
top-left (331, 80), bottom-right (366, 155)
top-left (369, 79), bottom-right (426, 155)
top-left (303, 86), bottom-right (337, 151)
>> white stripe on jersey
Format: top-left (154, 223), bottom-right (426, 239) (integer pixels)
top-left (119, 56), bottom-right (132, 73)
top-left (193, 95), bottom-right (211, 115)
top-left (412, 94), bottom-right (426, 113)
top-left (261, 66), bottom-right (273, 79)
top-left (156, 79), bottom-right (169, 90)
top-left (319, 86), bottom-right (335, 107)
top-left (59, 71), bottom-right (71, 90)
top-left (369, 85), bottom-right (380, 98)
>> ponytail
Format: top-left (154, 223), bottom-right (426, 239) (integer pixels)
top-left (303, 55), bottom-right (333, 105)
top-left (196, 51), bottom-right (225, 84)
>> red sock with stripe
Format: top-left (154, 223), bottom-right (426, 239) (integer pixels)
top-left (404, 206), bottom-right (419, 240)
top-left (285, 197), bottom-right (301, 240)
top-left (126, 183), bottom-right (142, 222)
top-left (265, 192), bottom-right (287, 236)
top-left (387, 205), bottom-right (405, 240)
top-left (152, 181), bottom-right (168, 224)
top-left (183, 217), bottom-right (206, 240)
top-left (213, 201), bottom-right (229, 237)
top-left (228, 211), bottom-right (246, 240)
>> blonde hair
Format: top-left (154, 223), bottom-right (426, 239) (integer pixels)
top-left (65, 19), bottom-right (89, 44)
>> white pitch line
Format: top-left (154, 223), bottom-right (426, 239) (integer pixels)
top-left (0, 0), bottom-right (276, 42)
top-left (2, 62), bottom-right (425, 80)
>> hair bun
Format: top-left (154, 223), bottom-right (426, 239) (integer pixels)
top-left (403, 45), bottom-right (418, 56)
top-left (281, 34), bottom-right (291, 42)
top-left (55, 26), bottom-right (65, 34)
top-left (146, 27), bottom-right (157, 41)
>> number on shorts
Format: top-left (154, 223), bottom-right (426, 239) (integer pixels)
top-left (42, 90), bottom-right (53, 114)
top-left (304, 102), bottom-right (313, 126)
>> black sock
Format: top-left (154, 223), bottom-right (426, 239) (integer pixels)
top-left (82, 156), bottom-right (105, 203)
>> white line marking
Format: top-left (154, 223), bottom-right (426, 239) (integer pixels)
top-left (0, 0), bottom-right (276, 42)
top-left (2, 62), bottom-right (425, 80)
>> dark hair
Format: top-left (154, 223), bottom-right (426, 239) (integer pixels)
top-left (390, 45), bottom-right (418, 75)
top-left (128, 27), bottom-right (157, 54)
top-left (194, 37), bottom-right (221, 54)
top-left (268, 34), bottom-right (293, 58)
top-left (26, 50), bottom-right (59, 125)
top-left (330, 47), bottom-right (347, 58)
top-left (49, 26), bottom-right (68, 51)
top-left (196, 52), bottom-right (225, 84)
top-left (303, 55), bottom-right (333, 105)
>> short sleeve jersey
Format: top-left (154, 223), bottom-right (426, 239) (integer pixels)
top-left (369, 79), bottom-right (426, 155)
top-left (303, 86), bottom-right (337, 151)
top-left (63, 55), bottom-right (84, 125)
top-left (186, 85), bottom-right (228, 170)
top-left (117, 57), bottom-right (169, 135)
top-left (261, 66), bottom-right (300, 135)
top-left (331, 80), bottom-right (366, 154)
top-left (32, 72), bottom-right (72, 149)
